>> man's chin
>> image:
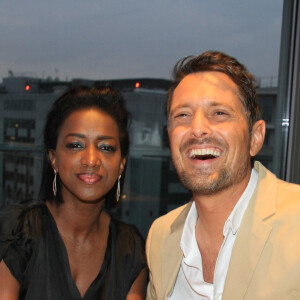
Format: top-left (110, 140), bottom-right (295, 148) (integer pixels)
top-left (179, 170), bottom-right (231, 195)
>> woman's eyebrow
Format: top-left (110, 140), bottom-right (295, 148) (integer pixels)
top-left (64, 133), bottom-right (85, 138)
top-left (64, 133), bottom-right (115, 140)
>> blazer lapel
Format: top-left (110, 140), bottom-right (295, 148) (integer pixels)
top-left (222, 209), bottom-right (272, 299)
top-left (161, 202), bottom-right (192, 299)
top-left (222, 162), bottom-right (277, 299)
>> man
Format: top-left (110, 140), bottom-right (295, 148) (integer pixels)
top-left (146, 50), bottom-right (300, 300)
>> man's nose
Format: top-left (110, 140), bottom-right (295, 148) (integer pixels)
top-left (81, 146), bottom-right (100, 167)
top-left (190, 110), bottom-right (212, 138)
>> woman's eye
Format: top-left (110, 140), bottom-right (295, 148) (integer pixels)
top-left (66, 142), bottom-right (83, 150)
top-left (99, 144), bottom-right (116, 152)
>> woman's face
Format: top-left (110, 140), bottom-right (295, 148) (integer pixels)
top-left (49, 108), bottom-right (126, 204)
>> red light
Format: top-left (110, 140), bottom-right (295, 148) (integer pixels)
top-left (135, 82), bottom-right (140, 88)
top-left (25, 85), bottom-right (30, 91)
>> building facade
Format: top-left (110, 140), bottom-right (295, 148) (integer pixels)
top-left (0, 76), bottom-right (276, 236)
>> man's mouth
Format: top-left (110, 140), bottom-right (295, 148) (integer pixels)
top-left (77, 173), bottom-right (102, 184)
top-left (188, 148), bottom-right (221, 160)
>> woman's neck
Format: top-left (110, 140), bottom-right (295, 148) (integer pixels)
top-left (46, 199), bottom-right (108, 242)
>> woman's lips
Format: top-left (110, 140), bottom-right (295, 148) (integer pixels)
top-left (77, 173), bottom-right (102, 184)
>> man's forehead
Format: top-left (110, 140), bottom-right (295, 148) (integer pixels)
top-left (175, 71), bottom-right (238, 93)
top-left (171, 71), bottom-right (241, 108)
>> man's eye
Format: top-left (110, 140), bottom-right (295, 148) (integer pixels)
top-left (175, 113), bottom-right (188, 118)
top-left (66, 142), bottom-right (83, 149)
top-left (214, 111), bottom-right (230, 117)
top-left (215, 111), bottom-right (226, 115)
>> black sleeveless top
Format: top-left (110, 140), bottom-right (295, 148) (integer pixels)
top-left (0, 201), bottom-right (146, 299)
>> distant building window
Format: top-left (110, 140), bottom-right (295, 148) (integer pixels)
top-left (258, 96), bottom-right (275, 124)
top-left (4, 100), bottom-right (36, 111)
top-left (3, 153), bottom-right (35, 204)
top-left (264, 129), bottom-right (275, 146)
top-left (4, 118), bottom-right (35, 143)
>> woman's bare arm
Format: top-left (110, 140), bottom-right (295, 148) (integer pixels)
top-left (0, 260), bottom-right (20, 300)
top-left (126, 267), bottom-right (148, 300)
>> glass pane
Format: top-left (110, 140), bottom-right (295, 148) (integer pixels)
top-left (0, 1), bottom-right (285, 237)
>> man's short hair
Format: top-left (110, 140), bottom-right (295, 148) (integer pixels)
top-left (166, 50), bottom-right (261, 130)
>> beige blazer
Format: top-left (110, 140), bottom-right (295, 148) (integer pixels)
top-left (146, 162), bottom-right (300, 300)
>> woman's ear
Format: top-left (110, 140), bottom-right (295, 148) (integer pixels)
top-left (48, 150), bottom-right (57, 171)
top-left (119, 157), bottom-right (127, 176)
top-left (250, 120), bottom-right (266, 157)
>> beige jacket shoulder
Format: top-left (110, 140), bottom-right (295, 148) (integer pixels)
top-left (146, 162), bottom-right (300, 300)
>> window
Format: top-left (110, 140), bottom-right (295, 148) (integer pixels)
top-left (4, 119), bottom-right (35, 143)
top-left (2, 0), bottom-right (299, 238)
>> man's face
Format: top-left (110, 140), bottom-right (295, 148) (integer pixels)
top-left (168, 71), bottom-right (260, 195)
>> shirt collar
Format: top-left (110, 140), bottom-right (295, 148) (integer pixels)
top-left (180, 168), bottom-right (258, 257)
top-left (180, 201), bottom-right (198, 258)
top-left (181, 201), bottom-right (204, 271)
top-left (223, 168), bottom-right (258, 236)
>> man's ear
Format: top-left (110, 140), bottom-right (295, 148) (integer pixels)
top-left (48, 149), bottom-right (57, 171)
top-left (250, 120), bottom-right (266, 157)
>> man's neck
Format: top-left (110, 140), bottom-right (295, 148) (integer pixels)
top-left (193, 171), bottom-right (252, 283)
top-left (193, 171), bottom-right (251, 238)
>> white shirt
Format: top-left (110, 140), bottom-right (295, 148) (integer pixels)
top-left (169, 169), bottom-right (258, 300)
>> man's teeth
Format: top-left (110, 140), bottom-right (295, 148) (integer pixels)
top-left (190, 148), bottom-right (221, 159)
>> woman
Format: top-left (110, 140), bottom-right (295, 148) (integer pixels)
top-left (0, 86), bottom-right (147, 299)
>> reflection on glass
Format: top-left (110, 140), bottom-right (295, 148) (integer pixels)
top-left (0, 1), bottom-right (287, 237)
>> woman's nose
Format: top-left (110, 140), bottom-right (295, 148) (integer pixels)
top-left (81, 146), bottom-right (100, 167)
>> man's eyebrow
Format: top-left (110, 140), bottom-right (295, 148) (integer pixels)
top-left (208, 101), bottom-right (235, 110)
top-left (170, 100), bottom-right (235, 112)
top-left (170, 103), bottom-right (191, 112)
